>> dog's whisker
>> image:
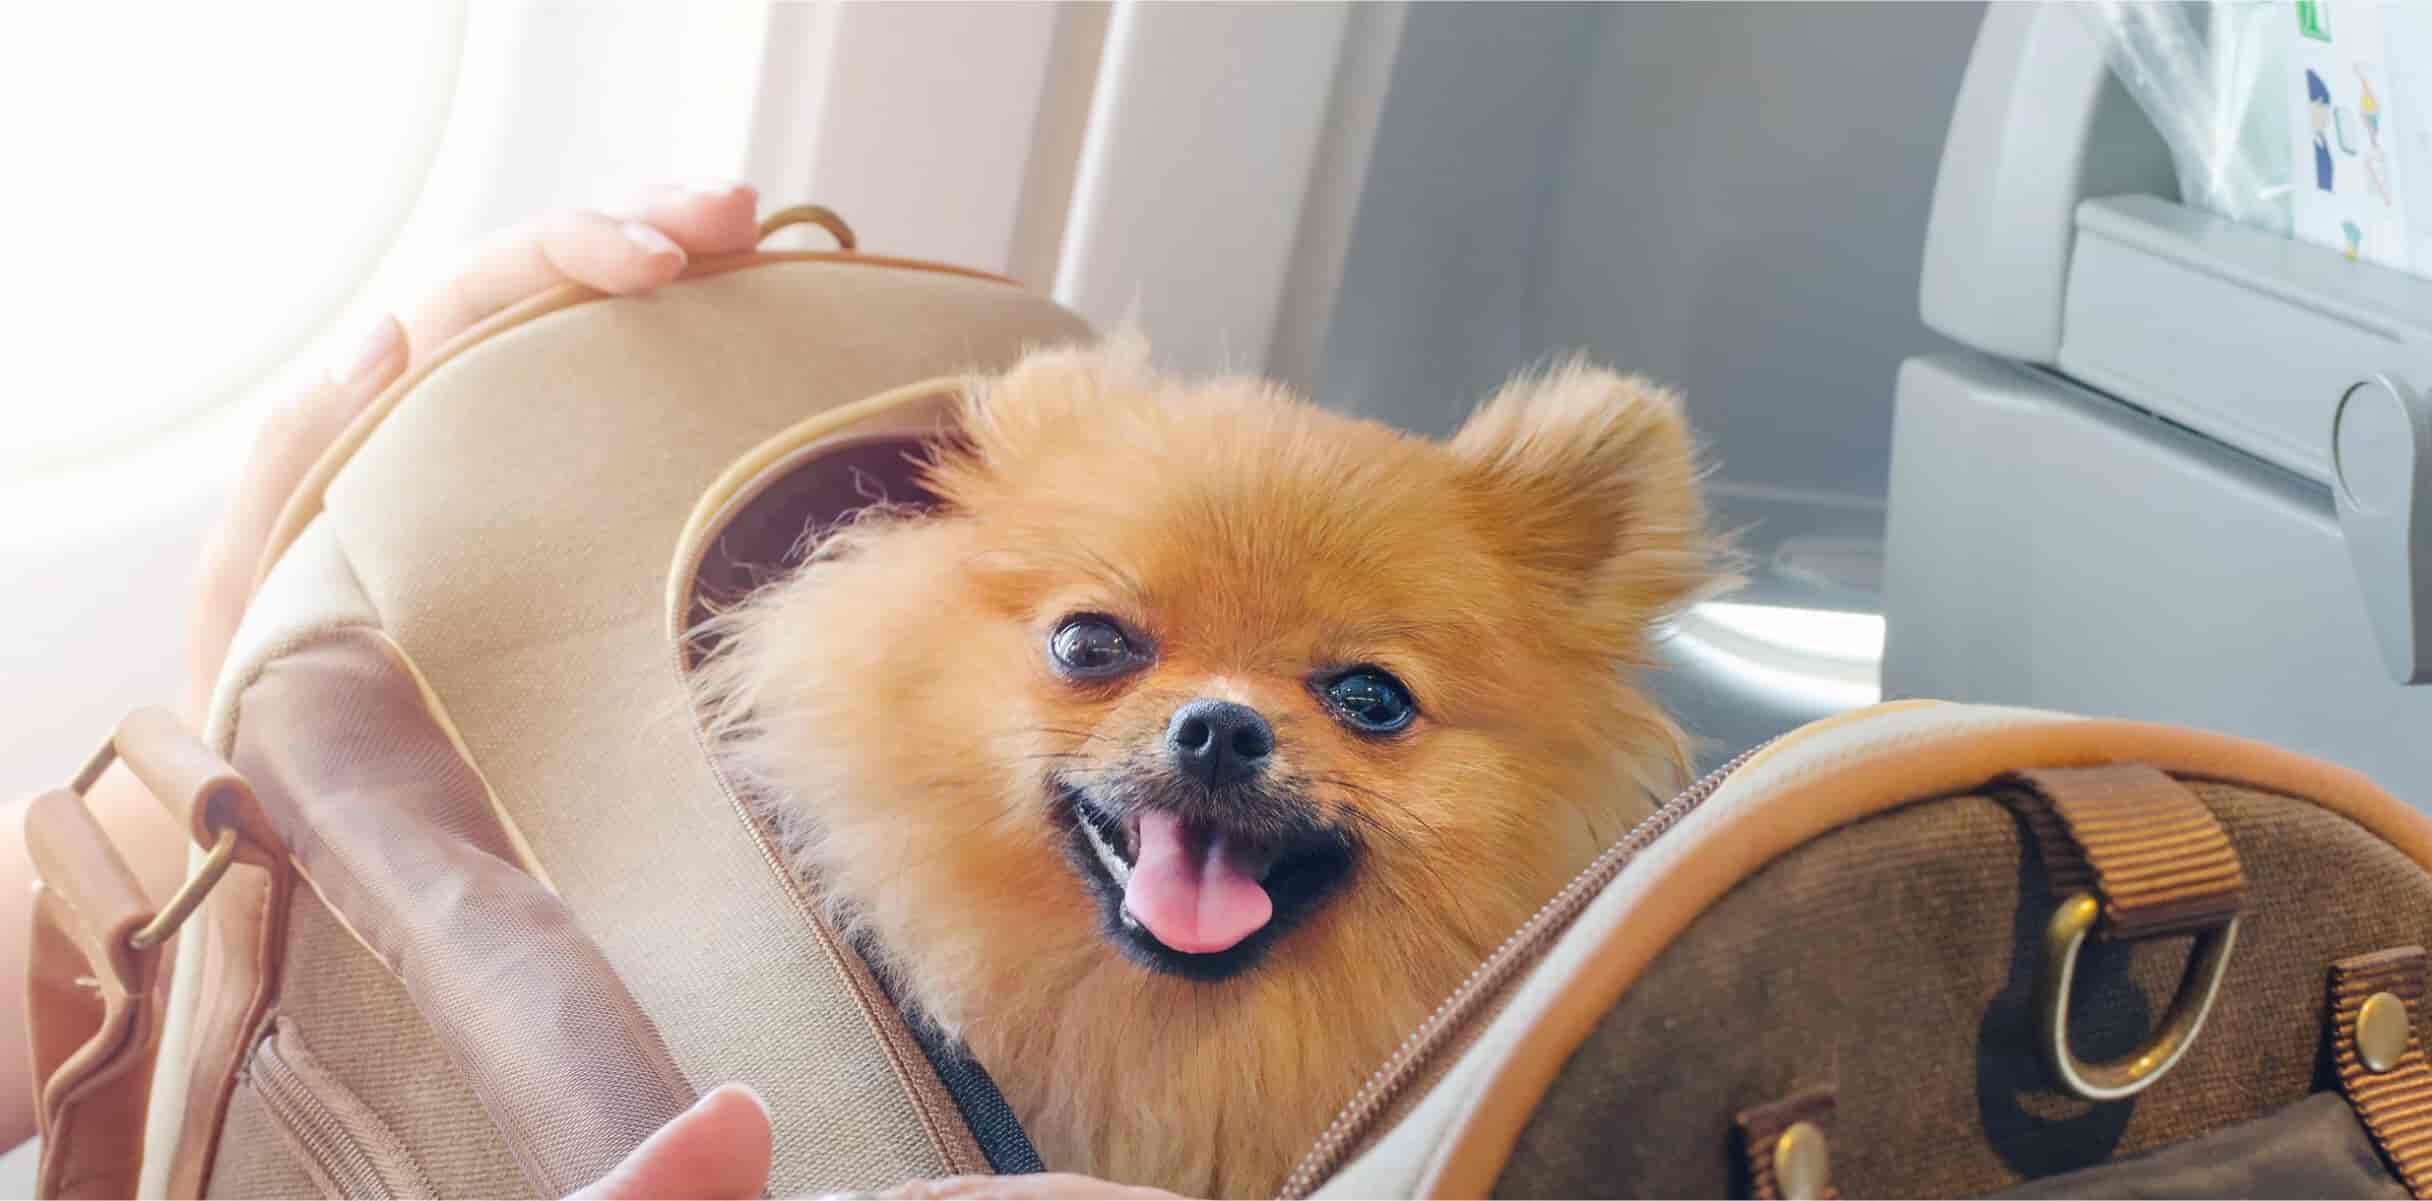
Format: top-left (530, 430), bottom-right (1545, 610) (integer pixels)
top-left (1306, 773), bottom-right (1391, 803)
top-left (881, 793), bottom-right (1053, 881)
top-left (1313, 774), bottom-right (1453, 850)
top-left (1339, 806), bottom-right (1464, 911)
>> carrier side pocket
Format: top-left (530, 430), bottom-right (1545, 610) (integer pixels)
top-left (243, 1018), bottom-right (437, 1200)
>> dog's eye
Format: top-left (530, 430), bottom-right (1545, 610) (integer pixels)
top-left (1322, 669), bottom-right (1417, 734)
top-left (1050, 615), bottom-right (1144, 679)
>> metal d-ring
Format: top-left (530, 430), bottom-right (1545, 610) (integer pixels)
top-left (69, 732), bottom-right (244, 953)
top-left (127, 826), bottom-right (239, 951)
top-left (2035, 891), bottom-right (2239, 1102)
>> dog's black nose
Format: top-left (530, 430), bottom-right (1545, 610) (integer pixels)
top-left (1167, 699), bottom-right (1274, 789)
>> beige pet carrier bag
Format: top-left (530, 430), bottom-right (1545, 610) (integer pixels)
top-left (25, 208), bottom-right (2432, 1199)
top-left (26, 210), bottom-right (1089, 1200)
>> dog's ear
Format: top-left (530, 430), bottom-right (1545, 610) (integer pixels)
top-left (953, 332), bottom-right (1154, 462)
top-left (1448, 361), bottom-right (1717, 621)
top-left (923, 333), bottom-right (1157, 510)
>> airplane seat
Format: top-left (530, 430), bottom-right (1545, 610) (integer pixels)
top-left (1886, 4), bottom-right (2432, 800)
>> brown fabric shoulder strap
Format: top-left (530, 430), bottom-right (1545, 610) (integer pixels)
top-left (2332, 947), bottom-right (2432, 1198)
top-left (2003, 764), bottom-right (2247, 938)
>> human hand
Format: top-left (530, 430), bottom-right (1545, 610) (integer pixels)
top-left (567, 1084), bottom-right (773, 1201)
top-left (183, 181), bottom-right (763, 715)
top-left (568, 1083), bottom-right (1186, 1201)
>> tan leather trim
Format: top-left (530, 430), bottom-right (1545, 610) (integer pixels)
top-left (1731, 698), bottom-right (1948, 777)
top-left (137, 845), bottom-right (208, 1199)
top-left (22, 790), bottom-right (154, 979)
top-left (144, 548), bottom-right (367, 1194)
top-left (22, 773), bottom-right (170, 1199)
top-left (27, 883), bottom-right (160, 1199)
top-left (1419, 718), bottom-right (2432, 1198)
top-left (663, 376), bottom-right (965, 646)
top-left (150, 634), bottom-right (335, 1196)
top-left (256, 248), bottom-right (1023, 591)
top-left (368, 626), bottom-right (555, 892)
top-left (107, 708), bottom-right (282, 871)
top-left (165, 865), bottom-right (288, 1199)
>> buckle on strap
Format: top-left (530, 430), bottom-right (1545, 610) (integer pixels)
top-left (35, 708), bottom-right (275, 956)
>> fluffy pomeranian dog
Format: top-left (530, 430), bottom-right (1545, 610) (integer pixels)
top-left (695, 340), bottom-right (1714, 1197)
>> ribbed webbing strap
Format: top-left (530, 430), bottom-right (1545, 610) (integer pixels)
top-left (2331, 947), bottom-right (2432, 1198)
top-left (2002, 765), bottom-right (2246, 939)
top-left (1735, 1086), bottom-right (1837, 1201)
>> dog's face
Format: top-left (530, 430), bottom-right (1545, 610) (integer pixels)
top-left (703, 342), bottom-right (1711, 1028)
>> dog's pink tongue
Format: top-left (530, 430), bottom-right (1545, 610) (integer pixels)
top-left (1123, 811), bottom-right (1273, 954)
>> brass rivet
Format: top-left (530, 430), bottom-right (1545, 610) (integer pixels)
top-left (1773, 1120), bottom-right (1831, 1201)
top-left (2359, 991), bottom-right (2411, 1073)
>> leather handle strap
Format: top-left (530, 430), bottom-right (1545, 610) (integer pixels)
top-left (104, 707), bottom-right (283, 870)
top-left (2002, 764), bottom-right (2247, 939)
top-left (24, 791), bottom-right (161, 1200)
top-left (22, 708), bottom-right (283, 1199)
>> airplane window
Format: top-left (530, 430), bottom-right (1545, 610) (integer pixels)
top-left (1693, 601), bottom-right (1886, 674)
top-left (4, 5), bottom-right (461, 480)
top-left (1276, 4), bottom-right (1978, 758)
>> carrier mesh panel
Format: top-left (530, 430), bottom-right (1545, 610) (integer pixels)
top-left (230, 631), bottom-right (694, 1198)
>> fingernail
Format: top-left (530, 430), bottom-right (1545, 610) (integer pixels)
top-left (325, 317), bottom-right (400, 386)
top-left (622, 221), bottom-right (683, 258)
top-left (698, 1081), bottom-right (767, 1118)
top-left (685, 178), bottom-right (748, 197)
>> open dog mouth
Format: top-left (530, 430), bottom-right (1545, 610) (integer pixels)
top-left (1055, 781), bottom-right (1355, 981)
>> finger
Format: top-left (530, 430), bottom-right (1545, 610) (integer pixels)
top-left (567, 1084), bottom-right (772, 1201)
top-left (276, 314), bottom-right (412, 451)
top-left (402, 211), bottom-right (685, 358)
top-left (402, 182), bottom-right (760, 358)
top-left (187, 315), bottom-right (407, 708)
top-left (536, 209), bottom-right (692, 294)
top-left (621, 180), bottom-right (761, 255)
top-left (881, 1173), bottom-right (1185, 1199)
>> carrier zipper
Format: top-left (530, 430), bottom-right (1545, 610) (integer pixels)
top-left (248, 1020), bottom-right (432, 1200)
top-left (673, 639), bottom-right (821, 966)
top-left (1276, 736), bottom-right (1780, 1199)
top-left (670, 639), bottom-right (991, 1175)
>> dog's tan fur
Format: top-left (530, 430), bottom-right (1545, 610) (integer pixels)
top-left (695, 341), bottom-right (1713, 1196)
